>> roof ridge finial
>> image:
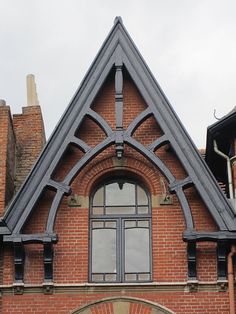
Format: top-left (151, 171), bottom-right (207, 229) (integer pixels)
top-left (26, 74), bottom-right (39, 106)
top-left (114, 16), bottom-right (123, 25)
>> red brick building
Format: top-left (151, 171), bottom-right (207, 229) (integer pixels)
top-left (0, 17), bottom-right (236, 313)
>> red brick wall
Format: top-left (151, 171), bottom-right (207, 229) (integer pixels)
top-left (1, 73), bottom-right (230, 313)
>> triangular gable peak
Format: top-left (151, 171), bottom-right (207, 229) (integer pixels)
top-left (1, 18), bottom-right (236, 281)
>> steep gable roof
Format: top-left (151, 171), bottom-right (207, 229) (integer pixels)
top-left (1, 17), bottom-right (236, 245)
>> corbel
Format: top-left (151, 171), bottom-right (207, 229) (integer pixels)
top-left (187, 241), bottom-right (197, 280)
top-left (13, 238), bottom-right (25, 283)
top-left (43, 238), bottom-right (54, 282)
top-left (43, 282), bottom-right (54, 295)
top-left (13, 283), bottom-right (24, 295)
top-left (217, 280), bottom-right (228, 292)
top-left (67, 194), bottom-right (82, 207)
top-left (187, 281), bottom-right (198, 292)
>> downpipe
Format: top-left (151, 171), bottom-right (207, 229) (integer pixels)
top-left (213, 140), bottom-right (234, 199)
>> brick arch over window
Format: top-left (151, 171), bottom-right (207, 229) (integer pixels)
top-left (71, 297), bottom-right (176, 314)
top-left (73, 155), bottom-right (162, 197)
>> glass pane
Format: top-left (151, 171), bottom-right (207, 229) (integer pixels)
top-left (106, 206), bottom-right (135, 215)
top-left (105, 221), bottom-right (116, 228)
top-left (92, 229), bottom-right (116, 273)
top-left (137, 206), bottom-right (149, 214)
top-left (92, 207), bottom-right (104, 215)
top-left (93, 187), bottom-right (104, 206)
top-left (137, 220), bottom-right (149, 228)
top-left (125, 221), bottom-right (136, 228)
top-left (137, 186), bottom-right (148, 205)
top-left (125, 228), bottom-right (150, 273)
top-left (92, 221), bottom-right (104, 228)
top-left (105, 274), bottom-right (116, 282)
top-left (92, 274), bottom-right (104, 282)
top-left (125, 273), bottom-right (137, 281)
top-left (106, 182), bottom-right (135, 206)
top-left (138, 273), bottom-right (150, 281)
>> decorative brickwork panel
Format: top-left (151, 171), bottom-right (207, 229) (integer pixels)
top-left (129, 301), bottom-right (153, 313)
top-left (90, 302), bottom-right (114, 314)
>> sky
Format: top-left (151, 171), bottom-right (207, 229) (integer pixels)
top-left (0, 0), bottom-right (236, 148)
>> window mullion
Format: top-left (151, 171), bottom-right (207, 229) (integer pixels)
top-left (103, 185), bottom-right (106, 215)
top-left (118, 217), bottom-right (123, 282)
top-left (135, 183), bottom-right (137, 214)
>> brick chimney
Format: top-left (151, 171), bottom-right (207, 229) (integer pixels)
top-left (0, 100), bottom-right (15, 215)
top-left (0, 75), bottom-right (46, 215)
top-left (13, 74), bottom-right (46, 191)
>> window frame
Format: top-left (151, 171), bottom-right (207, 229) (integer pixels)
top-left (89, 178), bottom-right (152, 283)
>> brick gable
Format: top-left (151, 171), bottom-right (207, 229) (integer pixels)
top-left (0, 18), bottom-right (235, 314)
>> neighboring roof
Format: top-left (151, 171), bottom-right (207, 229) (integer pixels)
top-left (206, 108), bottom-right (236, 187)
top-left (1, 17), bottom-right (236, 244)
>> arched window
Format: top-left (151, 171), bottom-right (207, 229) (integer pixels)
top-left (90, 178), bottom-right (151, 283)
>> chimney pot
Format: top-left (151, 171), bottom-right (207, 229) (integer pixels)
top-left (0, 99), bottom-right (6, 106)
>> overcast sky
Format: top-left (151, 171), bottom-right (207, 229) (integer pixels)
top-left (1, 0), bottom-right (236, 148)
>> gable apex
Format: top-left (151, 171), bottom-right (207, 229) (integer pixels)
top-left (1, 18), bottom-right (236, 244)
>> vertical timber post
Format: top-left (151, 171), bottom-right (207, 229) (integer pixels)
top-left (115, 46), bottom-right (124, 158)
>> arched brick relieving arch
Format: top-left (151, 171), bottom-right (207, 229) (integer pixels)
top-left (70, 297), bottom-right (176, 314)
top-left (72, 154), bottom-right (162, 197)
